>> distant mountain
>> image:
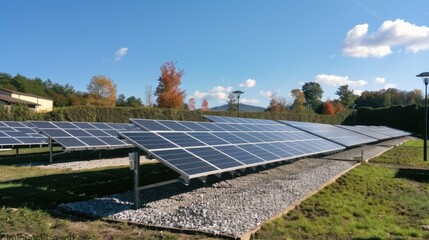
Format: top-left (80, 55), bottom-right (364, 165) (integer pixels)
top-left (210, 104), bottom-right (265, 112)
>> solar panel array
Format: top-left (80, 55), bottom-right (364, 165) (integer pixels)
top-left (120, 119), bottom-right (345, 181)
top-left (29, 121), bottom-right (134, 151)
top-left (203, 115), bottom-right (277, 124)
top-left (337, 125), bottom-right (411, 140)
top-left (0, 121), bottom-right (48, 147)
top-left (280, 120), bottom-right (378, 147)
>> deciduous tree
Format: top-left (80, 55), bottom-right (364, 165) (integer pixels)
top-left (302, 82), bottom-right (323, 111)
top-left (86, 75), bottom-right (117, 107)
top-left (290, 89), bottom-right (306, 112)
top-left (155, 62), bottom-right (186, 109)
top-left (227, 92), bottom-right (237, 111)
top-left (322, 100), bottom-right (335, 115)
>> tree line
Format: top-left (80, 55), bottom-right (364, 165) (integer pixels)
top-left (0, 62), bottom-right (424, 113)
top-left (265, 82), bottom-right (423, 114)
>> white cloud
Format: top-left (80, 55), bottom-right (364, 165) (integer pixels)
top-left (193, 86), bottom-right (233, 102)
top-left (383, 83), bottom-right (397, 89)
top-left (373, 77), bottom-right (386, 84)
top-left (342, 19), bottom-right (429, 58)
top-left (354, 90), bottom-right (364, 96)
top-left (114, 47), bottom-right (128, 61)
top-left (259, 90), bottom-right (272, 98)
top-left (241, 98), bottom-right (260, 105)
top-left (315, 74), bottom-right (368, 87)
top-left (239, 79), bottom-right (256, 88)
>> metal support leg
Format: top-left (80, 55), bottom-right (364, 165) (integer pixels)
top-left (49, 138), bottom-right (53, 164)
top-left (16, 148), bottom-right (18, 157)
top-left (133, 152), bottom-right (140, 209)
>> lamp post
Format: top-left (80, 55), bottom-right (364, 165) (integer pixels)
top-left (233, 90), bottom-right (244, 117)
top-left (417, 72), bottom-right (429, 161)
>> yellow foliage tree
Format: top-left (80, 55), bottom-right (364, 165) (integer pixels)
top-left (86, 75), bottom-right (117, 107)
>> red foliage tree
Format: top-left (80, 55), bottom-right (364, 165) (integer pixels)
top-left (155, 62), bottom-right (186, 109)
top-left (201, 99), bottom-right (210, 111)
top-left (323, 100), bottom-right (336, 115)
top-left (333, 101), bottom-right (346, 113)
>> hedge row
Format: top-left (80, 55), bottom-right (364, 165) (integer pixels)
top-left (355, 104), bottom-right (422, 134)
top-left (0, 105), bottom-right (354, 125)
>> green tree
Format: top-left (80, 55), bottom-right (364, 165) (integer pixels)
top-left (126, 96), bottom-right (143, 107)
top-left (335, 85), bottom-right (356, 108)
top-left (116, 94), bottom-right (127, 107)
top-left (302, 82), bottom-right (323, 111)
top-left (227, 93), bottom-right (238, 111)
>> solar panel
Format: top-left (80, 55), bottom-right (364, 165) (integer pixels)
top-left (29, 121), bottom-right (133, 151)
top-left (203, 115), bottom-right (279, 124)
top-left (0, 121), bottom-right (49, 147)
top-left (337, 125), bottom-right (410, 140)
top-left (120, 118), bottom-right (345, 182)
top-left (280, 120), bottom-right (378, 147)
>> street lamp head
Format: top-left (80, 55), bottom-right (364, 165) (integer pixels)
top-left (232, 90), bottom-right (244, 98)
top-left (417, 72), bottom-right (429, 85)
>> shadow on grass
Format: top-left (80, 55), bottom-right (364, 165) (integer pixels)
top-left (0, 163), bottom-right (179, 212)
top-left (395, 168), bottom-right (429, 183)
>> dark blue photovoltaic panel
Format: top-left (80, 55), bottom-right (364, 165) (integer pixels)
top-left (157, 132), bottom-right (206, 147)
top-left (73, 122), bottom-right (97, 129)
top-left (0, 138), bottom-right (22, 145)
top-left (213, 124), bottom-right (240, 131)
top-left (53, 122), bottom-right (78, 129)
top-left (237, 144), bottom-right (281, 161)
top-left (196, 122), bottom-right (226, 131)
top-left (120, 132), bottom-right (177, 150)
top-left (99, 137), bottom-right (127, 145)
top-left (187, 147), bottom-right (243, 169)
top-left (337, 125), bottom-right (390, 140)
top-left (64, 129), bottom-right (92, 137)
top-left (5, 131), bottom-right (29, 137)
top-left (54, 137), bottom-right (86, 147)
top-left (215, 145), bottom-right (264, 165)
top-left (179, 122), bottom-right (211, 131)
top-left (255, 143), bottom-right (292, 158)
top-left (29, 121), bottom-right (132, 150)
top-left (130, 119), bottom-right (172, 131)
top-left (3, 121), bottom-right (27, 128)
top-left (85, 129), bottom-right (110, 137)
top-left (187, 132), bottom-right (230, 146)
top-left (41, 129), bottom-right (71, 137)
top-left (280, 120), bottom-right (378, 147)
top-left (158, 121), bottom-right (192, 131)
top-left (233, 132), bottom-right (264, 143)
top-left (79, 137), bottom-right (108, 146)
top-left (153, 149), bottom-right (217, 175)
top-left (211, 132), bottom-right (248, 144)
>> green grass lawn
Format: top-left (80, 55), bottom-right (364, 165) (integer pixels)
top-left (255, 139), bottom-right (429, 240)
top-left (2, 139), bottom-right (429, 239)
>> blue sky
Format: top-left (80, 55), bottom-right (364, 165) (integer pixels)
top-left (1, 1), bottom-right (429, 107)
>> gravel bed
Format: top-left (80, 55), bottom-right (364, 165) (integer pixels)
top-left (60, 158), bottom-right (356, 237)
top-left (59, 137), bottom-right (409, 237)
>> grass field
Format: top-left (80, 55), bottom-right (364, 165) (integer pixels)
top-left (1, 139), bottom-right (429, 239)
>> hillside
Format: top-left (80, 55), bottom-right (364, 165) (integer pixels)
top-left (211, 104), bottom-right (265, 112)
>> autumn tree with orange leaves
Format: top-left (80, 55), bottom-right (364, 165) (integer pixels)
top-left (86, 75), bottom-right (117, 107)
top-left (323, 100), bottom-right (336, 115)
top-left (201, 99), bottom-right (210, 111)
top-left (155, 62), bottom-right (186, 109)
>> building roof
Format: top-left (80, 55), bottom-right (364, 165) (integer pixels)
top-left (0, 88), bottom-right (53, 101)
top-left (0, 95), bottom-right (40, 106)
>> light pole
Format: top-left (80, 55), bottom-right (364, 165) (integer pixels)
top-left (417, 72), bottom-right (429, 161)
top-left (233, 90), bottom-right (244, 117)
